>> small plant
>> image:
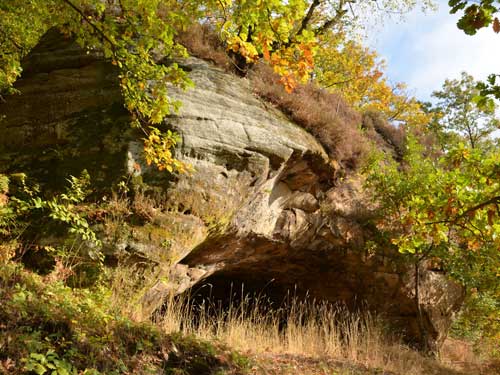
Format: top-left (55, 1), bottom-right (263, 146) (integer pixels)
top-left (7, 171), bottom-right (103, 260)
top-left (143, 127), bottom-right (190, 174)
top-left (60, 170), bottom-right (91, 204)
top-left (23, 350), bottom-right (77, 375)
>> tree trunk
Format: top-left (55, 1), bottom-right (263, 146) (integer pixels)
top-left (414, 260), bottom-right (429, 353)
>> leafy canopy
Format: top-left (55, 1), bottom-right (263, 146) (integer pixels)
top-left (449, 0), bottom-right (500, 35)
top-left (314, 31), bottom-right (432, 128)
top-left (367, 137), bottom-right (500, 311)
top-left (448, 0), bottom-right (500, 102)
top-left (205, 0), bottom-right (434, 91)
top-left (429, 72), bottom-right (500, 150)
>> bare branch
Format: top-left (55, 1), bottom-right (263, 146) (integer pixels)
top-left (296, 0), bottom-right (321, 37)
top-left (425, 195), bottom-right (500, 226)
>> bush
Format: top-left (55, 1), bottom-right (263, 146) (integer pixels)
top-left (362, 111), bottom-right (406, 159)
top-left (0, 261), bottom-right (251, 375)
top-left (176, 23), bottom-right (232, 70)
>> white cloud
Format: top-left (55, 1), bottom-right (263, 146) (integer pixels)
top-left (368, 1), bottom-right (500, 101)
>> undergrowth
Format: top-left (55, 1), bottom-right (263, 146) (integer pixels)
top-left (0, 261), bottom-right (250, 375)
top-left (2, 256), bottom-right (498, 375)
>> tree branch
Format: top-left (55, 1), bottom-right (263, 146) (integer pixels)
top-left (321, 74), bottom-right (364, 88)
top-left (61, 0), bottom-right (116, 49)
top-left (281, 0), bottom-right (321, 49)
top-left (425, 195), bottom-right (500, 225)
top-left (314, 0), bottom-right (348, 36)
top-left (296, 0), bottom-right (321, 37)
top-left (456, 196), bottom-right (500, 220)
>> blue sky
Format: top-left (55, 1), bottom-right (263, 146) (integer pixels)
top-left (367, 0), bottom-right (500, 102)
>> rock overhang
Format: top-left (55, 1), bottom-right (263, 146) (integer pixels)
top-left (0, 30), bottom-right (465, 352)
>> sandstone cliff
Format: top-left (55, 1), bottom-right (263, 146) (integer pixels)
top-left (0, 30), bottom-right (464, 352)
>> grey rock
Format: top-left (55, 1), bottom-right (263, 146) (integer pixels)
top-left (0, 30), bottom-right (464, 352)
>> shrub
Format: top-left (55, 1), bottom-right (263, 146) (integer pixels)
top-left (176, 23), bottom-right (232, 70)
top-left (0, 261), bottom-right (251, 375)
top-left (362, 111), bottom-right (406, 159)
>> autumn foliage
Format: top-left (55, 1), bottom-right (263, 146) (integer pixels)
top-left (315, 32), bottom-right (431, 129)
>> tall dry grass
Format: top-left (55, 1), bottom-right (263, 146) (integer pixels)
top-left (155, 291), bottom-right (433, 374)
top-left (105, 265), bottom-right (494, 374)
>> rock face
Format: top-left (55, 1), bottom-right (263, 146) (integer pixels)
top-left (0, 29), bottom-right (131, 193)
top-left (0, 31), bottom-right (464, 351)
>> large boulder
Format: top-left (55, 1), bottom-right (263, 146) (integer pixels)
top-left (0, 31), bottom-right (464, 351)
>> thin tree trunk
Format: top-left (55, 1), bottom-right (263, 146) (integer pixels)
top-left (414, 260), bottom-right (428, 353)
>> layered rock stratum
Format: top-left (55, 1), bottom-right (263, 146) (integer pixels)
top-left (0, 30), bottom-right (464, 351)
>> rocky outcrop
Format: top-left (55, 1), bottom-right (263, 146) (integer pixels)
top-left (0, 31), bottom-right (464, 351)
top-left (0, 29), bottom-right (131, 193)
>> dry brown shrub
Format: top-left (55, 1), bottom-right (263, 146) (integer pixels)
top-left (362, 111), bottom-right (406, 158)
top-left (176, 23), bottom-right (231, 70)
top-left (132, 192), bottom-right (158, 222)
top-left (440, 338), bottom-right (500, 374)
top-left (43, 259), bottom-right (75, 284)
top-left (249, 63), bottom-right (371, 169)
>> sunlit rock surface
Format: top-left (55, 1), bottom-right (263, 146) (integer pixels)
top-left (0, 30), bottom-right (464, 351)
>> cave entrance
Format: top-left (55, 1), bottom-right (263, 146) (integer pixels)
top-left (173, 234), bottom-right (430, 349)
top-left (187, 269), bottom-right (304, 311)
top-left (179, 257), bottom-right (368, 325)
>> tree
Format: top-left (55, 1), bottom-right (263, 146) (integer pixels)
top-left (1, 0), bottom-right (199, 172)
top-left (208, 0), bottom-right (434, 91)
top-left (314, 31), bottom-right (432, 128)
top-left (366, 137), bottom-right (500, 352)
top-left (430, 72), bottom-right (500, 150)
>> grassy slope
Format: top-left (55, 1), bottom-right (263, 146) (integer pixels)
top-left (0, 261), bottom-right (397, 375)
top-left (1, 261), bottom-right (497, 375)
top-left (0, 261), bottom-right (250, 375)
